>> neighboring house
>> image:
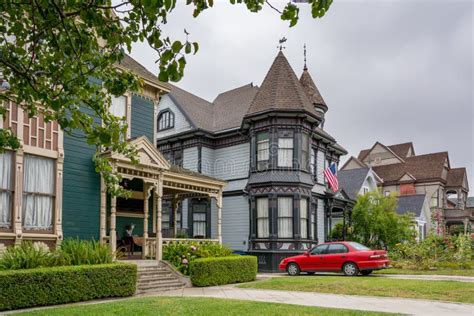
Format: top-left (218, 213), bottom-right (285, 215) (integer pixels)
top-left (340, 141), bottom-right (471, 235)
top-left (156, 51), bottom-right (352, 272)
top-left (396, 194), bottom-right (430, 240)
top-left (0, 55), bottom-right (226, 262)
top-left (338, 167), bottom-right (381, 200)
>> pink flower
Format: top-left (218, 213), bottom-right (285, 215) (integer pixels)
top-left (190, 245), bottom-right (197, 251)
top-left (182, 258), bottom-right (189, 265)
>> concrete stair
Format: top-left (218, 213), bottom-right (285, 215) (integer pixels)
top-left (136, 264), bottom-right (186, 294)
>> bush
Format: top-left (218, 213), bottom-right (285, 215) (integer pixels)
top-left (190, 256), bottom-right (257, 287)
top-left (0, 263), bottom-right (136, 311)
top-left (0, 239), bottom-right (115, 270)
top-left (389, 234), bottom-right (473, 270)
top-left (163, 241), bottom-right (233, 275)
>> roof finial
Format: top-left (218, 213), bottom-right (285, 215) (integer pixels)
top-left (278, 37), bottom-right (287, 51)
top-left (303, 43), bottom-right (307, 71)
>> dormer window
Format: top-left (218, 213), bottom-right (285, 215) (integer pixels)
top-left (157, 110), bottom-right (175, 131)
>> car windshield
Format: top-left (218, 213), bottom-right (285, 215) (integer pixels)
top-left (348, 242), bottom-right (371, 251)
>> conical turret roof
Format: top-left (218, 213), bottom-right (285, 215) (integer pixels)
top-left (246, 51), bottom-right (316, 116)
top-left (299, 68), bottom-right (327, 113)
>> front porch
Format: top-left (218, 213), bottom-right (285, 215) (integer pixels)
top-left (99, 137), bottom-right (227, 261)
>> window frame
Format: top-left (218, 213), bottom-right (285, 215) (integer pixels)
top-left (157, 109), bottom-right (175, 131)
top-left (256, 131), bottom-right (270, 171)
top-left (256, 197), bottom-right (269, 238)
top-left (277, 130), bottom-right (294, 168)
top-left (301, 133), bottom-right (310, 171)
top-left (300, 197), bottom-right (309, 239)
top-left (277, 196), bottom-right (293, 238)
top-left (0, 150), bottom-right (14, 230)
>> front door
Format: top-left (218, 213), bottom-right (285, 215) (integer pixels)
top-left (307, 244), bottom-right (329, 270)
top-left (324, 243), bottom-right (349, 271)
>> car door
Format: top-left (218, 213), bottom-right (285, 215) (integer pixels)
top-left (307, 244), bottom-right (329, 271)
top-left (325, 243), bottom-right (349, 271)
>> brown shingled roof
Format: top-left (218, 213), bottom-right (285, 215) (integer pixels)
top-left (118, 54), bottom-right (171, 90)
top-left (358, 142), bottom-right (414, 161)
top-left (246, 51), bottom-right (315, 116)
top-left (213, 84), bottom-right (259, 131)
top-left (299, 69), bottom-right (327, 113)
top-left (446, 167), bottom-right (468, 189)
top-left (372, 152), bottom-right (448, 184)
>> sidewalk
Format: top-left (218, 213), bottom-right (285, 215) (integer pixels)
top-left (158, 285), bottom-right (474, 316)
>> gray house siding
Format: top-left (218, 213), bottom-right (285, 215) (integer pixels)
top-left (156, 95), bottom-right (193, 139)
top-left (201, 146), bottom-right (214, 176)
top-left (214, 143), bottom-right (250, 180)
top-left (131, 95), bottom-right (154, 142)
top-left (183, 146), bottom-right (198, 171)
top-left (222, 195), bottom-right (249, 251)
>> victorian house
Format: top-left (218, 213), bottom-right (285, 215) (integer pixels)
top-left (340, 142), bottom-right (471, 235)
top-left (156, 51), bottom-right (351, 271)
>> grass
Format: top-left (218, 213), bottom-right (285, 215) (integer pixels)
top-left (374, 268), bottom-right (474, 277)
top-left (238, 276), bottom-right (474, 304)
top-left (14, 297), bottom-right (396, 316)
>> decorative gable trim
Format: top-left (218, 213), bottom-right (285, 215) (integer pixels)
top-left (398, 172), bottom-right (416, 183)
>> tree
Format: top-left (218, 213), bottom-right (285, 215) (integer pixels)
top-left (0, 0), bottom-right (332, 195)
top-left (347, 191), bottom-right (414, 249)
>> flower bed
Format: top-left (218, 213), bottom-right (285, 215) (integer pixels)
top-left (0, 263), bottom-right (137, 311)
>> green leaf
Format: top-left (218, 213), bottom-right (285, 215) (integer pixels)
top-left (171, 41), bottom-right (183, 53)
top-left (185, 42), bottom-right (192, 54)
top-left (192, 42), bottom-right (199, 54)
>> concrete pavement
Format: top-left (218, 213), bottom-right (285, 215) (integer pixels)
top-left (157, 285), bottom-right (474, 316)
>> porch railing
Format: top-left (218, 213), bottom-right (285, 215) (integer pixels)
top-left (145, 237), bottom-right (220, 259)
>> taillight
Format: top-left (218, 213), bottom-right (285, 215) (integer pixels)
top-left (370, 254), bottom-right (381, 259)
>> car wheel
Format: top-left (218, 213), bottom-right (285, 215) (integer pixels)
top-left (342, 262), bottom-right (359, 276)
top-left (361, 270), bottom-right (373, 276)
top-left (287, 263), bottom-right (300, 276)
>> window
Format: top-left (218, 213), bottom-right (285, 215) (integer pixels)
top-left (278, 136), bottom-right (293, 168)
top-left (431, 190), bottom-right (439, 207)
top-left (162, 200), bottom-right (171, 229)
top-left (310, 244), bottom-right (328, 255)
top-left (157, 110), bottom-right (175, 131)
top-left (278, 197), bottom-right (293, 238)
top-left (384, 190), bottom-right (390, 197)
top-left (311, 208), bottom-right (316, 240)
top-left (0, 151), bottom-right (14, 229)
top-left (22, 155), bottom-right (55, 230)
top-left (301, 133), bottom-right (309, 170)
top-left (327, 243), bottom-right (349, 254)
top-left (192, 202), bottom-right (207, 238)
top-left (256, 198), bottom-right (269, 238)
top-left (300, 198), bottom-right (308, 239)
top-left (256, 132), bottom-right (269, 170)
top-left (363, 187), bottom-right (369, 195)
top-left (310, 149), bottom-right (315, 175)
top-left (347, 242), bottom-right (370, 251)
top-left (110, 95), bottom-right (127, 119)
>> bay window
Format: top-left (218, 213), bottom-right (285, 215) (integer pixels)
top-left (256, 132), bottom-right (269, 170)
top-left (278, 197), bottom-right (293, 238)
top-left (22, 155), bottom-right (55, 230)
top-left (0, 151), bottom-right (13, 229)
top-left (301, 133), bottom-right (309, 170)
top-left (278, 134), bottom-right (293, 168)
top-left (310, 149), bottom-right (315, 175)
top-left (256, 197), bottom-right (269, 238)
top-left (300, 198), bottom-right (308, 239)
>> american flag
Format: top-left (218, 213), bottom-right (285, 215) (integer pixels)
top-left (324, 162), bottom-right (339, 192)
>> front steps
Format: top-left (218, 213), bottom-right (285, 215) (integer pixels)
top-left (136, 264), bottom-right (186, 294)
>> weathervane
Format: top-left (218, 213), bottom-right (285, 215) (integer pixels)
top-left (303, 43), bottom-right (307, 70)
top-left (278, 37), bottom-right (287, 51)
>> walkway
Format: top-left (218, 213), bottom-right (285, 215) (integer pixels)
top-left (157, 285), bottom-right (474, 316)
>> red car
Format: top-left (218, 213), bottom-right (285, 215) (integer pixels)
top-left (279, 241), bottom-right (389, 276)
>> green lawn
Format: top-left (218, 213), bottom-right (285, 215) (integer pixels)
top-left (238, 276), bottom-right (474, 304)
top-left (15, 297), bottom-right (396, 316)
top-left (374, 268), bottom-right (474, 277)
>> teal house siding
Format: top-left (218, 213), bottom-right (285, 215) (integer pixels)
top-left (131, 95), bottom-right (154, 142)
top-left (62, 107), bottom-right (101, 240)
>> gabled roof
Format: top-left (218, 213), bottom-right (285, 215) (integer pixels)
top-left (299, 68), bottom-right (327, 113)
top-left (388, 142), bottom-right (414, 158)
top-left (446, 167), bottom-right (469, 190)
top-left (213, 84), bottom-right (259, 131)
top-left (168, 85), bottom-right (214, 131)
top-left (246, 51), bottom-right (316, 117)
top-left (358, 141), bottom-right (405, 163)
top-left (396, 194), bottom-right (426, 217)
top-left (373, 152), bottom-right (449, 184)
top-left (340, 156), bottom-right (367, 171)
top-left (118, 54), bottom-right (170, 91)
top-left (338, 167), bottom-right (370, 200)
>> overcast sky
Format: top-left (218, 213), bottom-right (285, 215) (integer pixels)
top-left (130, 0), bottom-right (473, 190)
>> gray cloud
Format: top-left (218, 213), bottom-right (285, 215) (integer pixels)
top-left (131, 0), bottom-right (473, 190)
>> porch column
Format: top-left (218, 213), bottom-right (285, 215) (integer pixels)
top-left (110, 195), bottom-right (117, 256)
top-left (143, 184), bottom-right (152, 259)
top-left (155, 179), bottom-right (163, 261)
top-left (100, 177), bottom-right (107, 244)
top-left (216, 191), bottom-right (223, 244)
top-left (172, 195), bottom-right (179, 238)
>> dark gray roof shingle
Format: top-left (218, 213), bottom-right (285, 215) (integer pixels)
top-left (396, 194), bottom-right (426, 217)
top-left (338, 167), bottom-right (370, 200)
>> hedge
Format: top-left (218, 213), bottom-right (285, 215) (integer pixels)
top-left (190, 256), bottom-right (257, 287)
top-left (0, 263), bottom-right (137, 311)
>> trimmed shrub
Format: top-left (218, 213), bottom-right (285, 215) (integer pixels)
top-left (163, 241), bottom-right (233, 275)
top-left (190, 256), bottom-right (257, 287)
top-left (0, 263), bottom-right (136, 311)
